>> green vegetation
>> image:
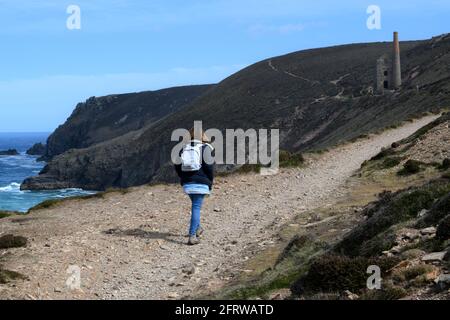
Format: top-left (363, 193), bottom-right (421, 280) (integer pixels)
top-left (392, 264), bottom-right (435, 283)
top-left (398, 160), bottom-right (424, 176)
top-left (28, 198), bottom-right (63, 211)
top-left (291, 254), bottom-right (399, 295)
top-left (0, 211), bottom-right (13, 219)
top-left (0, 268), bottom-right (27, 284)
top-left (359, 285), bottom-right (407, 300)
top-left (381, 157), bottom-right (403, 169)
top-left (225, 236), bottom-right (326, 299)
top-left (360, 155), bottom-right (404, 172)
top-left (279, 150), bottom-right (305, 168)
top-left (388, 123), bottom-right (401, 129)
top-left (349, 134), bottom-right (370, 143)
top-left (0, 234), bottom-right (27, 249)
top-left (336, 180), bottom-right (450, 257)
top-left (222, 150), bottom-right (305, 176)
top-left (440, 158), bottom-right (450, 171)
top-left (27, 190), bottom-right (127, 213)
top-left (308, 148), bottom-right (329, 155)
top-left (416, 237), bottom-right (450, 253)
top-left (358, 226), bottom-right (399, 257)
top-left (230, 270), bottom-right (300, 300)
top-left (443, 171), bottom-right (450, 179)
top-left (417, 192), bottom-right (450, 227)
top-left (235, 164), bottom-right (262, 174)
top-left (370, 148), bottom-right (397, 161)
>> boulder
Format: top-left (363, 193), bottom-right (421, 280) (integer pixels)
top-left (420, 227), bottom-right (436, 235)
top-left (421, 251), bottom-right (447, 263)
top-left (0, 149), bottom-right (19, 156)
top-left (434, 274), bottom-right (450, 291)
top-left (26, 143), bottom-right (46, 156)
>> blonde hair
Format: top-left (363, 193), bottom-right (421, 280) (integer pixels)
top-left (188, 127), bottom-right (210, 143)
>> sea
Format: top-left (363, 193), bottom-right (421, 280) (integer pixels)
top-left (0, 132), bottom-right (95, 212)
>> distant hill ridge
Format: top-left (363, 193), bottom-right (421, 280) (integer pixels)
top-left (22, 34), bottom-right (450, 191)
top-left (42, 84), bottom-right (214, 160)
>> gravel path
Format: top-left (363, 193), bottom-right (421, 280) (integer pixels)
top-left (0, 116), bottom-right (438, 300)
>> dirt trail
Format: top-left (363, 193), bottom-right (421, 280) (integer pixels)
top-left (0, 116), bottom-right (438, 300)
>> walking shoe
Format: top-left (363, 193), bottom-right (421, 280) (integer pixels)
top-left (188, 236), bottom-right (200, 245)
top-left (196, 226), bottom-right (204, 237)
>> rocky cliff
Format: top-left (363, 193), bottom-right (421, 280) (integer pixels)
top-left (26, 143), bottom-right (46, 156)
top-left (22, 34), bottom-right (450, 191)
top-left (41, 85), bottom-right (213, 160)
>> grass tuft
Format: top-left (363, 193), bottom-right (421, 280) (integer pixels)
top-left (398, 160), bottom-right (424, 176)
top-left (0, 268), bottom-right (28, 284)
top-left (359, 285), bottom-right (407, 300)
top-left (0, 234), bottom-right (27, 249)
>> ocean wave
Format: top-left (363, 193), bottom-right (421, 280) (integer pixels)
top-left (0, 182), bottom-right (22, 192)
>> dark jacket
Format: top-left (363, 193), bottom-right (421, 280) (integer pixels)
top-left (174, 141), bottom-right (215, 189)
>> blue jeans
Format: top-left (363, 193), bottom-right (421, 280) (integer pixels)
top-left (188, 194), bottom-right (205, 236)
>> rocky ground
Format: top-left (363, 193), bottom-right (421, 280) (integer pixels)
top-left (0, 116), bottom-right (440, 300)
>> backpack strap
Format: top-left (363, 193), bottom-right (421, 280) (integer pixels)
top-left (203, 143), bottom-right (214, 150)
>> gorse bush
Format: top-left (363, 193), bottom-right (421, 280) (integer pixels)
top-left (0, 211), bottom-right (13, 219)
top-left (371, 148), bottom-right (396, 161)
top-left (391, 142), bottom-right (401, 149)
top-left (28, 199), bottom-right (62, 211)
top-left (0, 268), bottom-right (27, 284)
top-left (279, 150), bottom-right (305, 168)
top-left (0, 234), bottom-right (27, 249)
top-left (230, 150), bottom-right (304, 175)
top-left (440, 158), bottom-right (450, 171)
top-left (291, 254), bottom-right (399, 295)
top-left (398, 160), bottom-right (423, 176)
top-left (381, 157), bottom-right (402, 169)
top-left (393, 264), bottom-right (435, 282)
top-left (417, 192), bottom-right (450, 227)
top-left (436, 215), bottom-right (450, 240)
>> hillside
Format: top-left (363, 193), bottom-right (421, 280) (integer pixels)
top-left (41, 85), bottom-right (213, 160)
top-left (22, 34), bottom-right (450, 191)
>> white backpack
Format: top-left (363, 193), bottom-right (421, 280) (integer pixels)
top-left (181, 143), bottom-right (203, 172)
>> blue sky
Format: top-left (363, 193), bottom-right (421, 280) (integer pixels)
top-left (0, 0), bottom-right (449, 132)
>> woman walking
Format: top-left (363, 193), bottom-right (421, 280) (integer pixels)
top-left (175, 128), bottom-right (214, 245)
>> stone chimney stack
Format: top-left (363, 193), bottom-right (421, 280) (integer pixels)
top-left (391, 31), bottom-right (402, 89)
